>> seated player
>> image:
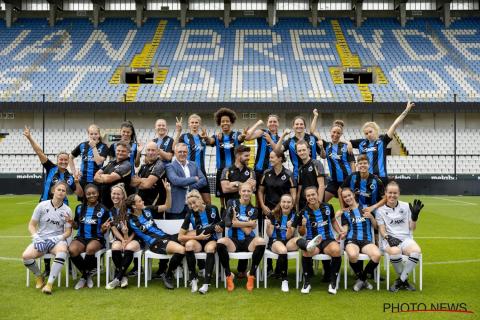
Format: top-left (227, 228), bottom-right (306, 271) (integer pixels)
top-left (293, 186), bottom-right (343, 295)
top-left (106, 184), bottom-right (141, 289)
top-left (126, 194), bottom-right (185, 289)
top-left (69, 184), bottom-right (111, 290)
top-left (338, 188), bottom-right (381, 291)
top-left (178, 190), bottom-right (223, 294)
top-left (264, 194), bottom-right (299, 292)
top-left (216, 183), bottom-right (266, 292)
top-left (22, 181), bottom-right (72, 294)
top-left (376, 181), bottom-right (424, 292)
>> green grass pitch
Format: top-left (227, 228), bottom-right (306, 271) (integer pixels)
top-left (0, 194), bottom-right (479, 320)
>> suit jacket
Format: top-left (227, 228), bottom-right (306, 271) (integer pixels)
top-left (166, 160), bottom-right (207, 214)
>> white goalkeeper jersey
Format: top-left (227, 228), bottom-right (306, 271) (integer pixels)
top-left (375, 200), bottom-right (412, 241)
top-left (31, 200), bottom-right (72, 240)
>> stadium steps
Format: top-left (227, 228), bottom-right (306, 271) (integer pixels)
top-left (109, 67), bottom-right (122, 85)
top-left (374, 66), bottom-right (388, 85)
top-left (244, 139), bottom-right (256, 169)
top-left (125, 20), bottom-right (168, 102)
top-left (393, 132), bottom-right (409, 156)
top-left (329, 67), bottom-right (343, 84)
top-left (154, 68), bottom-right (168, 84)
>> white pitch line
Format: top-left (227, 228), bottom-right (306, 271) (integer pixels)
top-left (0, 235), bottom-right (30, 238)
top-left (424, 259), bottom-right (480, 265)
top-left (15, 200), bottom-right (37, 205)
top-left (0, 257), bottom-right (22, 262)
top-left (429, 197), bottom-right (477, 206)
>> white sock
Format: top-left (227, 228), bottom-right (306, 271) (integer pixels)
top-left (390, 254), bottom-right (403, 277)
top-left (48, 252), bottom-right (67, 284)
top-left (24, 258), bottom-right (41, 276)
top-left (400, 252), bottom-right (419, 282)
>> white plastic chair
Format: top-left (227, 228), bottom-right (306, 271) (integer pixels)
top-left (343, 226), bottom-right (380, 290)
top-left (222, 226), bottom-right (261, 289)
top-left (26, 253), bottom-right (64, 287)
top-left (262, 220), bottom-right (300, 289)
top-left (105, 249), bottom-right (143, 287)
top-left (379, 233), bottom-right (423, 291)
top-left (143, 219), bottom-right (184, 288)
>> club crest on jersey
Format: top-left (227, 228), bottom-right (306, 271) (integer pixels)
top-left (308, 166), bottom-right (313, 172)
top-left (144, 210), bottom-right (152, 218)
top-left (244, 171), bottom-right (250, 176)
top-left (309, 141), bottom-right (314, 146)
top-left (370, 184), bottom-right (376, 190)
top-left (281, 175), bottom-right (286, 180)
top-left (210, 210), bottom-right (216, 219)
top-left (96, 211), bottom-right (103, 218)
top-left (247, 209), bottom-right (254, 217)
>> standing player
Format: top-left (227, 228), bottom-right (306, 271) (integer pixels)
top-left (273, 110), bottom-right (321, 180)
top-left (201, 107), bottom-right (246, 210)
top-left (69, 124), bottom-right (108, 191)
top-left (338, 188), bottom-right (381, 291)
top-left (69, 184), bottom-right (111, 290)
top-left (216, 183), bottom-right (266, 292)
top-left (376, 181), bottom-right (424, 292)
top-left (108, 121), bottom-right (142, 175)
top-left (24, 126), bottom-right (82, 203)
top-left (178, 190), bottom-right (223, 294)
top-left (293, 186), bottom-right (343, 294)
top-left (173, 114), bottom-right (211, 204)
top-left (264, 194), bottom-right (299, 292)
top-left (94, 141), bottom-right (132, 208)
top-left (22, 181), bottom-right (72, 294)
top-left (340, 154), bottom-right (385, 212)
top-left (318, 120), bottom-right (355, 202)
top-left (153, 118), bottom-right (174, 164)
top-left (127, 193), bottom-right (185, 289)
top-left (244, 115), bottom-right (280, 189)
top-left (351, 101), bottom-right (415, 186)
top-left (105, 183), bottom-right (141, 289)
top-left (296, 140), bottom-right (327, 211)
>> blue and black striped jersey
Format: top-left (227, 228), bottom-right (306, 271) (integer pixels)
top-left (180, 133), bottom-right (206, 175)
top-left (323, 140), bottom-right (354, 183)
top-left (225, 199), bottom-right (258, 241)
top-left (254, 129), bottom-right (279, 173)
top-left (341, 172), bottom-right (384, 208)
top-left (351, 134), bottom-right (392, 178)
top-left (293, 203), bottom-right (336, 241)
top-left (128, 208), bottom-right (168, 246)
top-left (40, 159), bottom-right (76, 205)
top-left (282, 133), bottom-right (319, 179)
top-left (341, 207), bottom-right (373, 242)
top-left (268, 212), bottom-right (295, 241)
top-left (71, 141), bottom-right (108, 184)
top-left (74, 203), bottom-right (110, 239)
top-left (181, 205), bottom-right (221, 240)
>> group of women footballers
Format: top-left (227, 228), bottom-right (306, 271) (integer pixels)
top-left (22, 101), bottom-right (424, 295)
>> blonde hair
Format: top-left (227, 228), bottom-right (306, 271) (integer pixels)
top-left (188, 114), bottom-right (202, 123)
top-left (186, 189), bottom-right (202, 200)
top-left (111, 183), bottom-right (127, 199)
top-left (332, 119), bottom-right (344, 132)
top-left (362, 121), bottom-right (380, 137)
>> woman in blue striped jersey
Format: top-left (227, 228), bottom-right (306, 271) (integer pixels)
top-left (338, 187), bottom-right (380, 292)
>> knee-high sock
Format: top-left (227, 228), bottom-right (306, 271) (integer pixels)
top-left (249, 245), bottom-right (265, 276)
top-left (204, 253), bottom-right (215, 285)
top-left (167, 253), bottom-right (185, 277)
top-left (322, 260), bottom-right (331, 279)
top-left (216, 243), bottom-right (231, 276)
top-left (44, 258), bottom-right (51, 274)
top-left (117, 250), bottom-right (134, 280)
top-left (24, 258), bottom-right (41, 277)
top-left (197, 259), bottom-right (206, 270)
top-left (112, 250), bottom-right (123, 277)
top-left (47, 252), bottom-right (66, 284)
top-left (330, 257), bottom-right (341, 286)
top-left (70, 255), bottom-right (86, 277)
top-left (84, 254), bottom-right (96, 276)
top-left (277, 254), bottom-right (288, 280)
top-left (349, 260), bottom-right (364, 280)
top-left (237, 259), bottom-right (248, 273)
top-left (401, 252), bottom-right (419, 282)
top-left (302, 256), bottom-right (313, 282)
top-left (363, 260), bottom-right (379, 280)
top-left (158, 259), bottom-right (168, 274)
top-left (296, 238), bottom-right (308, 251)
top-left (185, 251), bottom-right (198, 280)
top-left (390, 254), bottom-right (403, 277)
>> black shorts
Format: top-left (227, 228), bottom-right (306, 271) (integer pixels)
top-left (346, 239), bottom-right (372, 251)
top-left (149, 238), bottom-right (170, 254)
top-left (198, 239), bottom-right (215, 251)
top-left (198, 183), bottom-right (211, 194)
top-left (318, 238), bottom-right (336, 254)
top-left (232, 236), bottom-right (255, 252)
top-left (74, 236), bottom-right (105, 248)
top-left (269, 238), bottom-right (288, 250)
top-left (215, 169), bottom-right (224, 197)
top-left (325, 180), bottom-right (342, 198)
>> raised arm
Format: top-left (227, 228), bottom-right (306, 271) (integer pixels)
top-left (172, 116), bottom-right (183, 147)
top-left (273, 129), bottom-right (290, 153)
top-left (24, 126), bottom-right (48, 164)
top-left (245, 120), bottom-right (264, 140)
top-left (387, 101), bottom-right (415, 138)
top-left (309, 108), bottom-right (319, 133)
top-left (200, 128), bottom-right (215, 146)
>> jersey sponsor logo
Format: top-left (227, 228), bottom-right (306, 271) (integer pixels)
top-left (358, 191), bottom-right (371, 197)
top-left (328, 153), bottom-right (342, 160)
top-left (191, 144), bottom-right (204, 152)
top-left (389, 218), bottom-right (405, 225)
top-left (363, 146), bottom-right (378, 152)
top-left (80, 217), bottom-right (98, 224)
top-left (275, 222), bottom-right (287, 230)
top-left (351, 216), bottom-right (367, 224)
top-left (46, 218), bottom-right (61, 226)
top-left (219, 142), bottom-right (235, 149)
top-left (140, 220), bottom-right (154, 231)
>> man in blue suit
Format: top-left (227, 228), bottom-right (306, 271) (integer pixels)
top-left (166, 143), bottom-right (207, 219)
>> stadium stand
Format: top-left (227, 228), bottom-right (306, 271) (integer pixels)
top-left (1, 17), bottom-right (480, 102)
